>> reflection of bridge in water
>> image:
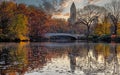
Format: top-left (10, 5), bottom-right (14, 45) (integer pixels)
top-left (44, 33), bottom-right (85, 40)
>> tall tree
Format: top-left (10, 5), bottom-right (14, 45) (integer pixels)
top-left (8, 14), bottom-right (28, 40)
top-left (94, 15), bottom-right (111, 36)
top-left (28, 6), bottom-right (49, 37)
top-left (0, 1), bottom-right (16, 35)
top-left (76, 5), bottom-right (106, 38)
top-left (105, 0), bottom-right (120, 35)
top-left (0, 1), bottom-right (29, 40)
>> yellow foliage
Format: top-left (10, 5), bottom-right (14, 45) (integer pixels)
top-left (94, 17), bottom-right (111, 36)
top-left (9, 14), bottom-right (29, 40)
top-left (117, 22), bottom-right (120, 35)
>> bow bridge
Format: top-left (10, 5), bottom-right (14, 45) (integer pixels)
top-left (44, 33), bottom-right (85, 40)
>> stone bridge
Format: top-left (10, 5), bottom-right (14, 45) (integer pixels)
top-left (44, 33), bottom-right (85, 40)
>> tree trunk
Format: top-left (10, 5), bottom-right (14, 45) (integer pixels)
top-left (114, 24), bottom-right (117, 35)
top-left (86, 25), bottom-right (90, 40)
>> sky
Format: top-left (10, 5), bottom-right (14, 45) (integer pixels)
top-left (13, 0), bottom-right (111, 19)
top-left (52, 0), bottom-right (110, 19)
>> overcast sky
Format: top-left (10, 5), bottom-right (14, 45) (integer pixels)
top-left (15, 0), bottom-right (111, 19)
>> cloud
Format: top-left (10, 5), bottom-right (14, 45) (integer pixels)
top-left (88, 0), bottom-right (100, 3)
top-left (54, 12), bottom-right (62, 15)
top-left (85, 0), bottom-right (111, 6)
top-left (64, 13), bottom-right (70, 16)
top-left (53, 12), bottom-right (69, 20)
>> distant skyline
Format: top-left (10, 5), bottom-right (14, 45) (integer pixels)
top-left (8, 0), bottom-right (111, 19)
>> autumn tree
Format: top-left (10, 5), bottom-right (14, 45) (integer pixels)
top-left (0, 1), bottom-right (16, 35)
top-left (28, 6), bottom-right (49, 37)
top-left (48, 18), bottom-right (69, 33)
top-left (105, 0), bottom-right (120, 35)
top-left (8, 14), bottom-right (28, 40)
top-left (16, 3), bottom-right (29, 16)
top-left (0, 1), bottom-right (29, 41)
top-left (94, 15), bottom-right (111, 36)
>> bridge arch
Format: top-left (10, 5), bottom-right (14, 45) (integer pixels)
top-left (44, 33), bottom-right (78, 40)
top-left (50, 35), bottom-right (77, 40)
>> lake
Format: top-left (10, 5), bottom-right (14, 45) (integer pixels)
top-left (0, 42), bottom-right (120, 75)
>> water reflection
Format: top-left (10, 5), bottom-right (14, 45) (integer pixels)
top-left (0, 42), bottom-right (120, 75)
top-left (0, 42), bottom-right (28, 75)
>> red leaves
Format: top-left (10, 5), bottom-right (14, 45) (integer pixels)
top-left (28, 7), bottom-right (49, 36)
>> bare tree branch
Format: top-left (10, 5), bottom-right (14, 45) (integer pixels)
top-left (76, 4), bottom-right (106, 37)
top-left (105, 0), bottom-right (120, 34)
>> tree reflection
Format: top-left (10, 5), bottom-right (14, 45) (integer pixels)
top-left (0, 43), bottom-right (28, 75)
top-left (0, 42), bottom-right (120, 75)
top-left (0, 48), bottom-right (11, 65)
top-left (67, 42), bottom-right (120, 75)
top-left (111, 43), bottom-right (118, 75)
top-left (27, 44), bottom-right (48, 72)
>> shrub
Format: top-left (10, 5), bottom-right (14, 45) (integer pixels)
top-left (99, 35), bottom-right (111, 42)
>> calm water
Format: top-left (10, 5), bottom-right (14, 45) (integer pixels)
top-left (0, 42), bottom-right (120, 75)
